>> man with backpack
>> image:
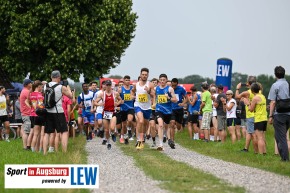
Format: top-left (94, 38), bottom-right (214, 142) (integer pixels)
top-left (43, 70), bottom-right (72, 155)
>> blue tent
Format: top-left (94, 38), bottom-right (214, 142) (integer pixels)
top-left (6, 82), bottom-right (23, 96)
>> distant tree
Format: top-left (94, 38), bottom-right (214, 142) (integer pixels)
top-left (0, 0), bottom-right (137, 81)
top-left (179, 75), bottom-right (214, 85)
top-left (108, 75), bottom-right (123, 79)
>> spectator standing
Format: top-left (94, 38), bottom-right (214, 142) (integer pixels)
top-left (268, 66), bottom-right (290, 161)
top-left (20, 79), bottom-right (33, 149)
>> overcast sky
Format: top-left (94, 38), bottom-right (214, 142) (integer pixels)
top-left (107, 0), bottom-right (290, 80)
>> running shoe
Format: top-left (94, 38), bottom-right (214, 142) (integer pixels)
top-left (102, 140), bottom-right (107, 145)
top-left (125, 138), bottom-right (129, 145)
top-left (156, 146), bottom-right (164, 151)
top-left (136, 142), bottom-right (144, 150)
top-left (5, 138), bottom-right (10, 142)
top-left (120, 138), bottom-right (125, 144)
top-left (111, 133), bottom-right (116, 142)
top-left (163, 136), bottom-right (167, 143)
top-left (128, 130), bottom-right (132, 139)
top-left (168, 139), bottom-right (175, 149)
top-left (135, 141), bottom-right (139, 147)
top-left (240, 148), bottom-right (248, 152)
top-left (129, 137), bottom-right (134, 141)
top-left (107, 144), bottom-right (112, 150)
top-left (99, 130), bottom-right (104, 138)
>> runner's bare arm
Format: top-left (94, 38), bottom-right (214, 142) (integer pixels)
top-left (94, 91), bottom-right (103, 105)
top-left (131, 84), bottom-right (136, 99)
top-left (169, 87), bottom-right (177, 103)
top-left (115, 92), bottom-right (123, 106)
top-left (62, 86), bottom-right (72, 99)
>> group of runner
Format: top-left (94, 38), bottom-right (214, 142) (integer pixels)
top-left (78, 67), bottom-right (269, 154)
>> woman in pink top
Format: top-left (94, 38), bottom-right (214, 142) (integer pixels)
top-left (29, 80), bottom-right (45, 152)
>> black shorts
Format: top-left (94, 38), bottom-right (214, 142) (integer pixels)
top-left (0, 115), bottom-right (9, 123)
top-left (171, 108), bottom-right (184, 124)
top-left (116, 111), bottom-right (122, 125)
top-left (188, 114), bottom-right (199, 124)
top-left (150, 110), bottom-right (156, 121)
top-left (12, 119), bottom-right (23, 124)
top-left (120, 109), bottom-right (135, 122)
top-left (45, 113), bottom-right (68, 133)
top-left (227, 118), bottom-right (237, 127)
top-left (235, 118), bottom-right (241, 125)
top-left (30, 116), bottom-right (45, 128)
top-left (254, 121), bottom-right (267, 131)
top-left (156, 112), bottom-right (171, 124)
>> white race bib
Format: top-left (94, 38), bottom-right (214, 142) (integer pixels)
top-left (176, 94), bottom-right (180, 101)
top-left (103, 111), bottom-right (113, 119)
top-left (84, 100), bottom-right (92, 108)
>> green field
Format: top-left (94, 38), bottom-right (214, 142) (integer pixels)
top-left (0, 135), bottom-right (89, 193)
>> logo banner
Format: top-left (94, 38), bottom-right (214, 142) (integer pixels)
top-left (5, 164), bottom-right (99, 189)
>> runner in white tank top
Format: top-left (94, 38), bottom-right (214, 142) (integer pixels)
top-left (131, 68), bottom-right (156, 150)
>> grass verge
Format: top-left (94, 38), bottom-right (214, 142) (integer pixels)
top-left (0, 135), bottom-right (89, 193)
top-left (176, 124), bottom-right (290, 177)
top-left (119, 142), bottom-right (245, 193)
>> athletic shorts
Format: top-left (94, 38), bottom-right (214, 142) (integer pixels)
top-left (102, 111), bottom-right (117, 121)
top-left (254, 121), bottom-right (267, 131)
top-left (134, 107), bottom-right (151, 120)
top-left (201, 112), bottom-right (212, 130)
top-left (150, 110), bottom-right (156, 121)
top-left (120, 109), bottom-right (135, 122)
top-left (217, 115), bottom-right (227, 131)
top-left (116, 111), bottom-right (122, 125)
top-left (0, 115), bottom-right (9, 123)
top-left (235, 118), bottom-right (241, 125)
top-left (227, 118), bottom-right (237, 127)
top-left (246, 117), bottom-right (255, 134)
top-left (83, 113), bottom-right (95, 125)
top-left (95, 113), bottom-right (103, 120)
top-left (45, 113), bottom-right (67, 133)
top-left (171, 108), bottom-right (184, 124)
top-left (188, 114), bottom-right (199, 124)
top-left (22, 116), bottom-right (31, 134)
top-left (156, 111), bottom-right (171, 125)
top-left (30, 116), bottom-right (45, 128)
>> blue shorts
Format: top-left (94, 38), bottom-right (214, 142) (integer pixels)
top-left (95, 113), bottom-right (103, 120)
top-left (134, 107), bottom-right (152, 120)
top-left (246, 117), bottom-right (255, 134)
top-left (82, 112), bottom-right (95, 125)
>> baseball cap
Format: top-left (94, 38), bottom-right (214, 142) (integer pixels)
top-left (23, 79), bottom-right (33, 86)
top-left (105, 80), bottom-right (112, 85)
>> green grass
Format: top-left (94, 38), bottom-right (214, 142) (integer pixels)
top-left (119, 142), bottom-right (245, 193)
top-left (0, 135), bottom-right (89, 193)
top-left (176, 125), bottom-right (290, 177)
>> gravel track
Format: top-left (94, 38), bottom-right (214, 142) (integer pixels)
top-left (86, 138), bottom-right (168, 193)
top-left (87, 136), bottom-right (290, 193)
top-left (152, 140), bottom-right (290, 193)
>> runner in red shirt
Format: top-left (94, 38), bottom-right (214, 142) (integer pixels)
top-left (94, 80), bottom-right (122, 150)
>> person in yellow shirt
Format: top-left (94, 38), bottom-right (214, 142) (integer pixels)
top-left (243, 83), bottom-right (267, 155)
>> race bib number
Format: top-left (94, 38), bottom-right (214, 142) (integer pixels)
top-left (138, 94), bottom-right (148, 103)
top-left (124, 94), bottom-right (131, 101)
top-left (84, 100), bottom-right (92, 108)
top-left (157, 95), bottom-right (167, 104)
top-left (103, 111), bottom-right (113, 119)
top-left (176, 94), bottom-right (180, 101)
top-left (0, 102), bottom-right (6, 110)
